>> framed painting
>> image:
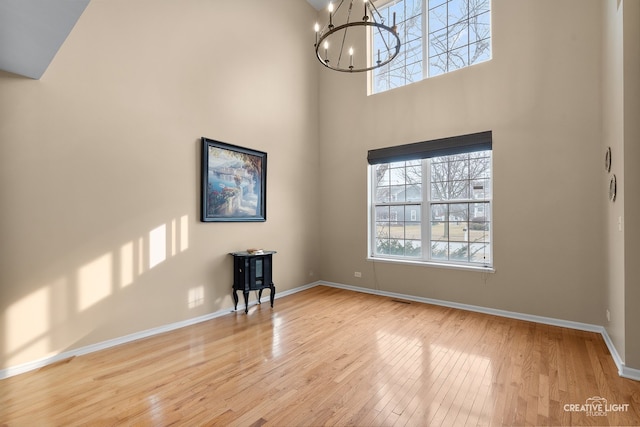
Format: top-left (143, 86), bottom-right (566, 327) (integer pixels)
top-left (201, 137), bottom-right (267, 222)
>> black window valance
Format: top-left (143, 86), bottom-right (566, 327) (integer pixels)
top-left (367, 130), bottom-right (492, 165)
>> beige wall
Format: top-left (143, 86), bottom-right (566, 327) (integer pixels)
top-left (602, 0), bottom-right (626, 363)
top-left (601, 0), bottom-right (640, 371)
top-left (623, 0), bottom-right (640, 369)
top-left (319, 0), bottom-right (605, 323)
top-left (0, 0), bottom-right (320, 370)
top-left (2, 0), bottom-right (639, 375)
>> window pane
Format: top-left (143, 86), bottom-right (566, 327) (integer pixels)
top-left (470, 11), bottom-right (491, 43)
top-left (390, 185), bottom-right (406, 202)
top-left (470, 243), bottom-right (490, 263)
top-left (429, 28), bottom-right (448, 57)
top-left (405, 239), bottom-right (422, 257)
top-left (406, 205), bottom-right (421, 222)
top-left (406, 222), bottom-right (421, 239)
top-left (389, 239), bottom-right (405, 256)
top-left (406, 183), bottom-right (422, 201)
top-left (406, 39), bottom-right (424, 66)
top-left (429, 0), bottom-right (447, 9)
top-left (449, 27), bottom-right (469, 51)
top-left (449, 221), bottom-right (468, 242)
top-left (429, 3), bottom-right (447, 32)
top-left (471, 179), bottom-right (489, 199)
top-left (469, 227), bottom-right (489, 243)
top-left (376, 238), bottom-right (390, 255)
top-left (389, 1), bottom-right (406, 23)
top-left (431, 221), bottom-right (447, 241)
top-left (375, 187), bottom-right (390, 203)
top-left (406, 0), bottom-right (422, 17)
top-left (429, 53), bottom-right (447, 76)
top-left (448, 180), bottom-right (470, 199)
top-left (449, 242), bottom-right (469, 261)
top-left (448, 0), bottom-right (467, 25)
top-left (431, 241), bottom-right (448, 260)
top-left (474, 0), bottom-right (490, 15)
top-left (449, 203), bottom-right (468, 221)
top-left (431, 204), bottom-right (447, 221)
top-left (407, 15), bottom-right (422, 42)
top-left (470, 40), bottom-right (491, 65)
top-left (448, 45), bottom-right (469, 71)
top-left (391, 205), bottom-right (405, 222)
top-left (375, 206), bottom-right (390, 222)
top-left (375, 164), bottom-right (390, 185)
top-left (389, 225), bottom-right (405, 239)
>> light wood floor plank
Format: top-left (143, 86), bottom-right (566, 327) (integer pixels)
top-left (1, 285), bottom-right (640, 426)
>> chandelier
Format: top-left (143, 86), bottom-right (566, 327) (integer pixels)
top-left (314, 0), bottom-right (401, 73)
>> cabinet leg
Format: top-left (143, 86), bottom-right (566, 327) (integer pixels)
top-left (233, 289), bottom-right (239, 311)
top-left (243, 291), bottom-right (249, 314)
top-left (270, 284), bottom-right (275, 308)
top-left (258, 289), bottom-right (263, 304)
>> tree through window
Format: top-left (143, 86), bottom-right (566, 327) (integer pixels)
top-left (372, 0), bottom-right (491, 94)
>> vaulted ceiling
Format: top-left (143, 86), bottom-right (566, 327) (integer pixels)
top-left (0, 0), bottom-right (327, 79)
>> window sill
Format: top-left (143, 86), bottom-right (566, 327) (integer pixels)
top-left (367, 256), bottom-right (495, 273)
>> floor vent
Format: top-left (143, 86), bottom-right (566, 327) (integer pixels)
top-left (391, 299), bottom-right (411, 304)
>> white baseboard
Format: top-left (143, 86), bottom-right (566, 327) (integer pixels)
top-left (318, 281), bottom-right (640, 381)
top-left (3, 280), bottom-right (638, 382)
top-left (0, 281), bottom-right (322, 380)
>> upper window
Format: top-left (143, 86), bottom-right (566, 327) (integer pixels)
top-left (371, 0), bottom-right (491, 94)
top-left (368, 131), bottom-right (493, 269)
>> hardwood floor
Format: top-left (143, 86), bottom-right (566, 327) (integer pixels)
top-left (1, 285), bottom-right (639, 426)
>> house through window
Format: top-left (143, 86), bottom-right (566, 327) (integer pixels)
top-left (368, 131), bottom-right (493, 268)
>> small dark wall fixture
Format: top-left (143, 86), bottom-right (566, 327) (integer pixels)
top-left (201, 138), bottom-right (267, 222)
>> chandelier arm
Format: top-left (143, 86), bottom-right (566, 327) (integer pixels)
top-left (367, 0), bottom-right (385, 22)
top-left (336, 0), bottom-right (355, 68)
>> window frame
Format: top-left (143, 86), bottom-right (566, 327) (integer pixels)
top-left (370, 0), bottom-right (492, 95)
top-left (367, 132), bottom-right (494, 271)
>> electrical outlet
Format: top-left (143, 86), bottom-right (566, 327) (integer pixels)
top-left (354, 271), bottom-right (362, 278)
top-left (606, 309), bottom-right (611, 322)
top-left (309, 270), bottom-right (314, 277)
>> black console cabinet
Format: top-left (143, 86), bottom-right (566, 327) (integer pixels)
top-left (230, 251), bottom-right (276, 313)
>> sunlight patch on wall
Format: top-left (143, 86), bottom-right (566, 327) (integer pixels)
top-left (120, 241), bottom-right (134, 289)
top-left (180, 215), bottom-right (189, 252)
top-left (188, 286), bottom-right (204, 309)
top-left (171, 219), bottom-right (177, 257)
top-left (3, 214), bottom-right (192, 372)
top-left (149, 224), bottom-right (167, 269)
top-left (77, 254), bottom-right (113, 311)
top-left (171, 215), bottom-right (189, 257)
top-left (6, 285), bottom-right (52, 366)
top-left (137, 237), bottom-right (145, 276)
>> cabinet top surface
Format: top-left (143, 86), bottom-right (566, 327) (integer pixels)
top-left (229, 251), bottom-right (277, 257)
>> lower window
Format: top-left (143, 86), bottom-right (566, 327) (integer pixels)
top-left (369, 149), bottom-right (492, 268)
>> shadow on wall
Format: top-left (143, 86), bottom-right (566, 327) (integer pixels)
top-left (2, 214), bottom-right (197, 371)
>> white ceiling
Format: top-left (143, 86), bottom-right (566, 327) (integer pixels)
top-left (306, 0), bottom-right (331, 11)
top-left (0, 0), bottom-right (90, 79)
top-left (0, 0), bottom-right (323, 79)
